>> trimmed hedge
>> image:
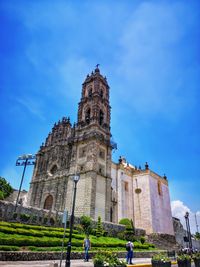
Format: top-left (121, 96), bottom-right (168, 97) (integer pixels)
top-left (0, 221), bottom-right (155, 251)
top-left (0, 226), bottom-right (84, 240)
top-left (0, 221), bottom-right (78, 234)
top-left (0, 245), bottom-right (20, 251)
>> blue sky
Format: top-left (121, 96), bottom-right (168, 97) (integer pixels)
top-left (0, 0), bottom-right (200, 231)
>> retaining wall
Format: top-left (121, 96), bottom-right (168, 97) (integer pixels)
top-left (0, 251), bottom-right (163, 261)
top-left (0, 201), bottom-right (145, 237)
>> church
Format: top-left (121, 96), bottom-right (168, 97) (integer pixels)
top-left (27, 66), bottom-right (174, 236)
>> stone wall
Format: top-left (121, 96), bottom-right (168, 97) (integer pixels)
top-left (0, 251), bottom-right (164, 261)
top-left (147, 233), bottom-right (179, 250)
top-left (0, 200), bottom-right (62, 227)
top-left (173, 217), bottom-right (200, 250)
top-left (0, 200), bottom-right (131, 236)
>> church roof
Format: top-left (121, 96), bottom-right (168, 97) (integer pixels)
top-left (83, 65), bottom-right (109, 87)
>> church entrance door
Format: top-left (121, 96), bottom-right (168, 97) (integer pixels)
top-left (44, 195), bottom-right (53, 210)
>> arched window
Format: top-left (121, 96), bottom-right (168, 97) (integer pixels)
top-left (99, 110), bottom-right (104, 125)
top-left (100, 89), bottom-right (103, 98)
top-left (85, 108), bottom-right (91, 124)
top-left (50, 165), bottom-right (58, 175)
top-left (88, 88), bottom-right (92, 98)
top-left (44, 195), bottom-right (53, 210)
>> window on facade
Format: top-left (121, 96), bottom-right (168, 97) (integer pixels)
top-left (79, 146), bottom-right (87, 158)
top-left (99, 149), bottom-right (105, 160)
top-left (85, 108), bottom-right (91, 124)
top-left (124, 182), bottom-right (128, 192)
top-left (99, 110), bottom-right (104, 125)
top-left (44, 195), bottom-right (53, 210)
top-left (100, 89), bottom-right (103, 98)
top-left (50, 165), bottom-right (58, 175)
top-left (88, 88), bottom-right (92, 98)
top-left (158, 181), bottom-right (162, 196)
top-left (99, 164), bottom-right (105, 175)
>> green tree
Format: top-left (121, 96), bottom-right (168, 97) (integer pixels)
top-left (119, 218), bottom-right (136, 241)
top-left (0, 177), bottom-right (13, 200)
top-left (195, 232), bottom-right (200, 240)
top-left (96, 216), bottom-right (103, 237)
top-left (80, 215), bottom-right (92, 235)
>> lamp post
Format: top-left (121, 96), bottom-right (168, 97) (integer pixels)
top-left (184, 212), bottom-right (192, 250)
top-left (65, 174), bottom-right (80, 267)
top-left (15, 154), bottom-right (35, 211)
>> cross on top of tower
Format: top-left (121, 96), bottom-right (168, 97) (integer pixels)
top-left (95, 64), bottom-right (100, 73)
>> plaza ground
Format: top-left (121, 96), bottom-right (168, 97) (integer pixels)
top-left (0, 258), bottom-right (195, 267)
top-left (0, 258), bottom-right (150, 267)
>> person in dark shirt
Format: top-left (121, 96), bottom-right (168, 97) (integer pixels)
top-left (126, 241), bottom-right (134, 264)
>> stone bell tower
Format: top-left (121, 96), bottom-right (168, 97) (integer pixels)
top-left (74, 65), bottom-right (112, 221)
top-left (27, 66), bottom-right (113, 222)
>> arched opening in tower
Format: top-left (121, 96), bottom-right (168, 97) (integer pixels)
top-left (85, 108), bottom-right (91, 124)
top-left (88, 88), bottom-right (92, 98)
top-left (99, 110), bottom-right (104, 125)
top-left (44, 195), bottom-right (53, 210)
top-left (100, 89), bottom-right (103, 98)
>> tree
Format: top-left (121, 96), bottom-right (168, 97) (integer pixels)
top-left (96, 216), bottom-right (103, 237)
top-left (80, 215), bottom-right (92, 235)
top-left (119, 218), bottom-right (136, 241)
top-left (0, 177), bottom-right (13, 200)
top-left (195, 232), bottom-right (200, 240)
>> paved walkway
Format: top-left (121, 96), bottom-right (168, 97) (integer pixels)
top-left (0, 259), bottom-right (195, 267)
top-left (0, 258), bottom-right (151, 267)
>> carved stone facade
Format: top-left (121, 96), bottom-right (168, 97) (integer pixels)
top-left (28, 67), bottom-right (174, 235)
top-left (28, 66), bottom-right (112, 221)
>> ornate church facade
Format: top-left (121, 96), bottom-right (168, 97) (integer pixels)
top-left (27, 67), bottom-right (174, 235)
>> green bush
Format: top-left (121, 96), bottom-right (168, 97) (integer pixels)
top-left (140, 236), bottom-right (146, 244)
top-left (0, 221), bottom-right (78, 234)
top-left (117, 232), bottom-right (125, 240)
top-left (80, 215), bottom-right (92, 235)
top-left (19, 213), bottom-right (30, 222)
top-left (31, 215), bottom-right (37, 223)
top-left (0, 221), bottom-right (155, 251)
top-left (96, 216), bottom-right (103, 237)
top-left (0, 245), bottom-right (20, 251)
top-left (119, 218), bottom-right (131, 228)
top-left (0, 225), bottom-right (85, 240)
top-left (13, 213), bottom-right (18, 220)
top-left (43, 216), bottom-right (48, 224)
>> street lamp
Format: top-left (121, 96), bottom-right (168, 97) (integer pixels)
top-left (184, 212), bottom-right (192, 250)
top-left (15, 154), bottom-right (35, 211)
top-left (65, 174), bottom-right (80, 267)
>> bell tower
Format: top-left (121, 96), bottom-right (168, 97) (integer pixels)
top-left (77, 65), bottom-right (111, 133)
top-left (73, 65), bottom-right (112, 221)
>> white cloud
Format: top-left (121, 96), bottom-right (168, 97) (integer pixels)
top-left (171, 200), bottom-right (200, 234)
top-left (16, 97), bottom-right (45, 120)
top-left (116, 1), bottom-right (198, 119)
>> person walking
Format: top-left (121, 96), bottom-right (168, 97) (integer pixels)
top-left (83, 235), bottom-right (91, 262)
top-left (126, 240), bottom-right (134, 264)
